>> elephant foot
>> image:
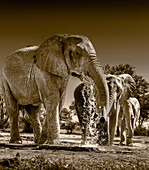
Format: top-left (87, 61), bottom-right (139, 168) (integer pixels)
top-left (108, 138), bottom-right (114, 146)
top-left (34, 137), bottom-right (40, 144)
top-left (34, 133), bottom-right (41, 144)
top-left (44, 138), bottom-right (60, 145)
top-left (39, 137), bottom-right (47, 144)
top-left (126, 141), bottom-right (133, 146)
top-left (9, 138), bottom-right (22, 144)
top-left (39, 131), bottom-right (47, 144)
top-left (127, 143), bottom-right (133, 146)
top-left (126, 137), bottom-right (133, 146)
top-left (119, 142), bottom-right (125, 146)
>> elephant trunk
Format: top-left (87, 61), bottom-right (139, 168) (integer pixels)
top-left (108, 87), bottom-right (119, 145)
top-left (87, 56), bottom-right (109, 119)
top-left (108, 87), bottom-right (117, 115)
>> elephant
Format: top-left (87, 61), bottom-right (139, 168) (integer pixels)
top-left (74, 82), bottom-right (99, 144)
top-left (106, 74), bottom-right (136, 146)
top-left (117, 97), bottom-right (140, 145)
top-left (1, 34), bottom-right (109, 144)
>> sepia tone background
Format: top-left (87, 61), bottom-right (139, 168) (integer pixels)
top-left (0, 0), bottom-right (149, 108)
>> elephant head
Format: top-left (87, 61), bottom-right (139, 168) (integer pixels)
top-left (118, 74), bottom-right (136, 103)
top-left (106, 74), bottom-right (123, 114)
top-left (35, 34), bottom-right (109, 118)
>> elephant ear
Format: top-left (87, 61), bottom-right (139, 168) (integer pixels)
top-left (115, 77), bottom-right (123, 101)
top-left (63, 36), bottom-right (82, 70)
top-left (128, 76), bottom-right (136, 93)
top-left (123, 74), bottom-right (136, 93)
top-left (119, 74), bottom-right (136, 97)
top-left (35, 35), bottom-right (68, 77)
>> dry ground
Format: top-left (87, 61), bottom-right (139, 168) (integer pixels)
top-left (0, 131), bottom-right (149, 169)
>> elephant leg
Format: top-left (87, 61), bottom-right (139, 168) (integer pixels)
top-left (79, 115), bottom-right (88, 144)
top-left (25, 105), bottom-right (42, 144)
top-left (2, 79), bottom-right (21, 143)
top-left (125, 101), bottom-right (133, 146)
top-left (9, 107), bottom-right (21, 144)
top-left (131, 105), bottom-right (137, 135)
top-left (81, 124), bottom-right (88, 144)
top-left (75, 103), bottom-right (88, 144)
top-left (109, 110), bottom-right (117, 145)
top-left (39, 114), bottom-right (47, 144)
top-left (39, 86), bottom-right (60, 145)
top-left (131, 116), bottom-right (135, 135)
top-left (120, 117), bottom-right (126, 145)
top-left (39, 104), bottom-right (60, 145)
top-left (81, 113), bottom-right (91, 145)
top-left (35, 70), bottom-right (63, 144)
top-left (45, 103), bottom-right (60, 144)
top-left (40, 79), bottom-right (68, 144)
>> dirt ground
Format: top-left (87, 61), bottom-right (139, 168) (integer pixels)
top-left (0, 131), bottom-right (149, 169)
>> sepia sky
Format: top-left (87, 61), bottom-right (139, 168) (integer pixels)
top-left (0, 1), bottom-right (149, 108)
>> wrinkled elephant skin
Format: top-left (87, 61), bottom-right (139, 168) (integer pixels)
top-left (2, 34), bottom-right (109, 144)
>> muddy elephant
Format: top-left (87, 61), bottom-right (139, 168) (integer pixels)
top-left (1, 34), bottom-right (109, 144)
top-left (74, 74), bottom-right (123, 145)
top-left (74, 82), bottom-right (109, 145)
top-left (117, 97), bottom-right (140, 145)
top-left (74, 83), bottom-right (99, 144)
top-left (106, 74), bottom-right (136, 145)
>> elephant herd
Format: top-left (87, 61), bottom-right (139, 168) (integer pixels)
top-left (1, 34), bottom-right (140, 146)
top-left (74, 74), bottom-right (140, 146)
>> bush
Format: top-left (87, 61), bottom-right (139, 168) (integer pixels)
top-left (0, 153), bottom-right (76, 170)
top-left (60, 121), bottom-right (79, 134)
top-left (134, 126), bottom-right (149, 136)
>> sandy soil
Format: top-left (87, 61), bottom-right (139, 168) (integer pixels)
top-left (0, 131), bottom-right (149, 169)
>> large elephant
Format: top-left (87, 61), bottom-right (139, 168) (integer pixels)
top-left (1, 34), bottom-right (109, 144)
top-left (106, 74), bottom-right (136, 145)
